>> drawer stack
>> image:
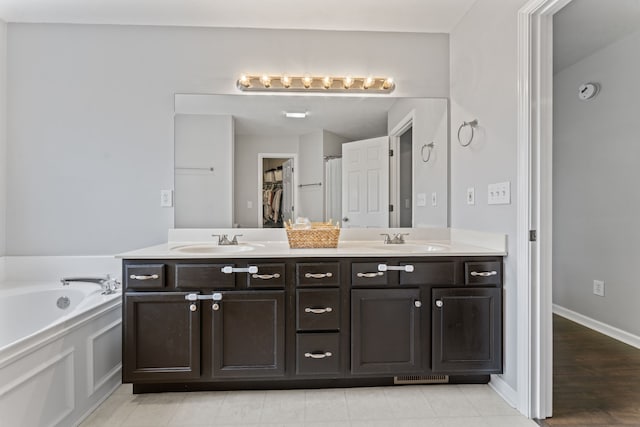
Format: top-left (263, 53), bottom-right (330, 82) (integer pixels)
top-left (295, 262), bottom-right (342, 375)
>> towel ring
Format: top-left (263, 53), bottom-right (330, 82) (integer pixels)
top-left (421, 142), bottom-right (435, 162)
top-left (457, 119), bottom-right (478, 147)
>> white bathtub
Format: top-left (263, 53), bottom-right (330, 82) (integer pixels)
top-left (0, 281), bottom-right (122, 427)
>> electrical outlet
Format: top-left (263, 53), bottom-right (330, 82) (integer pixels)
top-left (488, 181), bottom-right (511, 205)
top-left (431, 192), bottom-right (437, 207)
top-left (466, 187), bottom-right (475, 205)
top-left (160, 189), bottom-right (173, 207)
top-left (593, 280), bottom-right (605, 297)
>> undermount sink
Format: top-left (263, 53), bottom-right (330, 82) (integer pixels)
top-left (170, 243), bottom-right (262, 254)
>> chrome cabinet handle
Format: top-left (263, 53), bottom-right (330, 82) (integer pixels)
top-left (304, 351), bottom-right (333, 359)
top-left (212, 303), bottom-right (220, 311)
top-left (222, 266), bottom-right (258, 274)
top-left (305, 272), bottom-right (333, 279)
top-left (378, 264), bottom-right (414, 273)
top-left (435, 300), bottom-right (443, 308)
top-left (129, 274), bottom-right (159, 280)
top-left (414, 300), bottom-right (422, 308)
top-left (304, 307), bottom-right (333, 314)
top-left (357, 272), bottom-right (384, 278)
top-left (252, 273), bottom-right (281, 280)
top-left (189, 303), bottom-right (197, 312)
top-left (470, 271), bottom-right (498, 277)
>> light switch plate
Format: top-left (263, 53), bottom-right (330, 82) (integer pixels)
top-left (466, 187), bottom-right (475, 205)
top-left (488, 181), bottom-right (511, 205)
top-left (416, 193), bottom-right (427, 207)
top-left (160, 189), bottom-right (173, 207)
top-left (431, 192), bottom-right (437, 207)
top-left (593, 280), bottom-right (605, 297)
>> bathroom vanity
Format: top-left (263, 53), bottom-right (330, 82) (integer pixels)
top-left (118, 229), bottom-right (505, 393)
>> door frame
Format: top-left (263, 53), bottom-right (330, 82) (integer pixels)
top-left (389, 110), bottom-right (415, 228)
top-left (517, 0), bottom-right (573, 419)
top-left (257, 153), bottom-right (299, 228)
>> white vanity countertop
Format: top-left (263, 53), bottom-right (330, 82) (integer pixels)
top-left (117, 228), bottom-right (507, 259)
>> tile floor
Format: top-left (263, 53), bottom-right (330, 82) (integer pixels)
top-left (80, 383), bottom-right (538, 427)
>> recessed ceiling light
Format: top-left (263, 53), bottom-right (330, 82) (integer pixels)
top-left (284, 112), bottom-right (307, 119)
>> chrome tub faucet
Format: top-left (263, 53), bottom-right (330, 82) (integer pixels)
top-left (61, 275), bottom-right (120, 295)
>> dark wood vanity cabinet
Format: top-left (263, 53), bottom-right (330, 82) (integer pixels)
top-left (351, 288), bottom-right (422, 375)
top-left (122, 254), bottom-right (503, 391)
top-left (208, 291), bottom-right (286, 378)
top-left (123, 292), bottom-right (200, 382)
top-left (432, 287), bottom-right (502, 374)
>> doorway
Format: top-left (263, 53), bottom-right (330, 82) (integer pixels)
top-left (257, 154), bottom-right (297, 228)
top-left (389, 111), bottom-right (415, 228)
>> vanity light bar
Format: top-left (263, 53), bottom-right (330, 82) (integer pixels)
top-left (237, 74), bottom-right (395, 93)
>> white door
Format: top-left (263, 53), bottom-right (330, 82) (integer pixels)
top-left (281, 159), bottom-right (294, 225)
top-left (341, 136), bottom-right (389, 228)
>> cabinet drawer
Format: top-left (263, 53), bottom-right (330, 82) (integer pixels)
top-left (296, 289), bottom-right (341, 331)
top-left (351, 262), bottom-right (388, 286)
top-left (247, 264), bottom-right (286, 288)
top-left (399, 262), bottom-right (455, 285)
top-left (175, 264), bottom-right (235, 289)
top-left (296, 263), bottom-right (340, 287)
top-left (465, 261), bottom-right (502, 285)
top-left (296, 333), bottom-right (341, 375)
top-left (125, 264), bottom-right (166, 290)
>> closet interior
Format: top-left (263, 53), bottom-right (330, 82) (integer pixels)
top-left (262, 158), bottom-right (288, 228)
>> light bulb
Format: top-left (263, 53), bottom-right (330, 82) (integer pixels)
top-left (322, 76), bottom-right (333, 89)
top-left (238, 74), bottom-right (251, 88)
top-left (382, 77), bottom-right (394, 90)
top-left (302, 75), bottom-right (313, 88)
top-left (343, 75), bottom-right (353, 89)
top-left (363, 76), bottom-right (374, 90)
top-left (260, 74), bottom-right (271, 88)
top-left (281, 74), bottom-right (291, 88)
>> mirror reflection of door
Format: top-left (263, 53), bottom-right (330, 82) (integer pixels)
top-left (262, 157), bottom-right (294, 228)
top-left (281, 159), bottom-right (294, 225)
top-left (341, 136), bottom-right (390, 228)
top-left (399, 127), bottom-right (413, 227)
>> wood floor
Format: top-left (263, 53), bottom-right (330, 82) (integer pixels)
top-left (537, 315), bottom-right (640, 426)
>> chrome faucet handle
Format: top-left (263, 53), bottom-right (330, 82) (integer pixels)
top-left (393, 233), bottom-right (410, 244)
top-left (231, 234), bottom-right (243, 245)
top-left (211, 234), bottom-right (230, 245)
top-left (380, 233), bottom-right (392, 244)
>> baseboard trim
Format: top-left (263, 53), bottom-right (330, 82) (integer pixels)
top-left (489, 374), bottom-right (518, 409)
top-left (553, 304), bottom-right (640, 350)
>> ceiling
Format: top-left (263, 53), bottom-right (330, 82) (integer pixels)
top-left (554, 0), bottom-right (640, 72)
top-left (175, 94), bottom-right (401, 140)
top-left (0, 0), bottom-right (477, 33)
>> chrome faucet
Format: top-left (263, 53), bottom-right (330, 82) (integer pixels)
top-left (60, 275), bottom-right (120, 295)
top-left (212, 234), bottom-right (243, 245)
top-left (380, 233), bottom-right (409, 244)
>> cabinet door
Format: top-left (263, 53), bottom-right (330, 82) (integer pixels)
top-left (123, 292), bottom-right (200, 382)
top-left (432, 288), bottom-right (502, 374)
top-left (211, 291), bottom-right (285, 378)
top-left (351, 288), bottom-right (422, 375)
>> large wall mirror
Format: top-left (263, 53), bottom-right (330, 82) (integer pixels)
top-left (174, 94), bottom-right (448, 229)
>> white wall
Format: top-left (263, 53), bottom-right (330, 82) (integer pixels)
top-left (553, 29), bottom-right (640, 337)
top-left (0, 19), bottom-right (6, 257)
top-left (449, 0), bottom-right (529, 396)
top-left (388, 98), bottom-right (448, 228)
top-left (297, 131), bottom-right (324, 221)
top-left (234, 134), bottom-right (299, 228)
top-left (174, 114), bottom-right (233, 228)
top-left (6, 24), bottom-right (449, 255)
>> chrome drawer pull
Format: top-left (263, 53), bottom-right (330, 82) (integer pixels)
top-left (252, 273), bottom-right (281, 280)
top-left (222, 266), bottom-right (259, 274)
top-left (305, 272), bottom-right (333, 279)
top-left (378, 264), bottom-right (414, 273)
top-left (304, 307), bottom-right (333, 314)
top-left (470, 271), bottom-right (497, 277)
top-left (304, 351), bottom-right (333, 359)
top-left (357, 272), bottom-right (384, 278)
top-left (129, 274), bottom-right (159, 280)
